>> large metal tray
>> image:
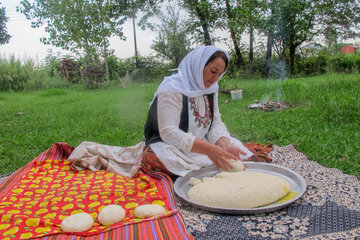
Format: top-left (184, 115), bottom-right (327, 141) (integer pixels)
top-left (174, 162), bottom-right (307, 214)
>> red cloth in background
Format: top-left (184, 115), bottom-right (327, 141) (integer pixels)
top-left (244, 143), bottom-right (274, 163)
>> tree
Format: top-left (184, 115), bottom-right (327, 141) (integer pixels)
top-left (315, 0), bottom-right (360, 54)
top-left (262, 0), bottom-right (276, 77)
top-left (151, 5), bottom-right (193, 67)
top-left (180, 0), bottom-right (219, 46)
top-left (240, 0), bottom-right (266, 74)
top-left (0, 3), bottom-right (11, 45)
top-left (112, 0), bottom-right (163, 61)
top-left (18, 0), bottom-right (126, 82)
top-left (265, 0), bottom-right (316, 75)
top-left (219, 0), bottom-right (266, 72)
top-left (220, 0), bottom-right (246, 69)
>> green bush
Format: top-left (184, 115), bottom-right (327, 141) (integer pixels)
top-left (296, 55), bottom-right (328, 76)
top-left (0, 56), bottom-right (34, 92)
top-left (124, 56), bottom-right (172, 82)
top-left (23, 69), bottom-right (70, 91)
top-left (107, 54), bottom-right (130, 80)
top-left (329, 53), bottom-right (360, 73)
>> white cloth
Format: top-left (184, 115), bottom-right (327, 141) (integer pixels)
top-left (67, 141), bottom-right (144, 178)
top-left (150, 46), bottom-right (229, 105)
top-left (150, 92), bottom-right (253, 176)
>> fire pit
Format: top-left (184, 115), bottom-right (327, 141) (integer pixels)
top-left (248, 101), bottom-right (288, 111)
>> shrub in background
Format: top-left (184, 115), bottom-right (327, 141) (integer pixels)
top-left (329, 53), bottom-right (360, 73)
top-left (107, 54), bottom-right (130, 80)
top-left (0, 56), bottom-right (34, 91)
top-left (23, 68), bottom-right (70, 91)
top-left (296, 55), bottom-right (328, 76)
top-left (124, 56), bottom-right (172, 82)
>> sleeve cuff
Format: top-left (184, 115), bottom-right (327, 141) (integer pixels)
top-left (178, 132), bottom-right (196, 152)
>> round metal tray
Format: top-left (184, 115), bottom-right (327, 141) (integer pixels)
top-left (174, 162), bottom-right (307, 214)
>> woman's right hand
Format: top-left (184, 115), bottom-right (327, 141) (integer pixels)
top-left (191, 138), bottom-right (240, 171)
top-left (207, 145), bottom-right (239, 171)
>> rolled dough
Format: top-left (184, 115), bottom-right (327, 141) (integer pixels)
top-left (188, 171), bottom-right (291, 208)
top-left (61, 212), bottom-right (94, 232)
top-left (98, 205), bottom-right (126, 225)
top-left (135, 204), bottom-right (165, 218)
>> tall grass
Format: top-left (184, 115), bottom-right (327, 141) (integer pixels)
top-left (0, 56), bottom-right (71, 92)
top-left (0, 74), bottom-right (359, 178)
top-left (0, 56), bottom-right (34, 91)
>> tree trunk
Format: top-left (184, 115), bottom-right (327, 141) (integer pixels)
top-left (196, 0), bottom-right (212, 46)
top-left (132, 16), bottom-right (138, 67)
top-left (231, 30), bottom-right (244, 69)
top-left (84, 38), bottom-right (91, 85)
top-left (265, 34), bottom-right (273, 77)
top-left (289, 43), bottom-right (296, 76)
top-left (103, 43), bottom-right (110, 83)
top-left (85, 39), bottom-right (91, 64)
top-left (225, 0), bottom-right (244, 69)
top-left (249, 25), bottom-right (254, 75)
top-left (201, 24), bottom-right (212, 45)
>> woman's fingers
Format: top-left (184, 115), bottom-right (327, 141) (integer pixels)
top-left (223, 145), bottom-right (247, 159)
top-left (208, 146), bottom-right (236, 170)
top-left (238, 148), bottom-right (246, 156)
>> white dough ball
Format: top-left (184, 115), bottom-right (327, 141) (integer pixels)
top-left (61, 212), bottom-right (94, 233)
top-left (98, 205), bottom-right (126, 226)
top-left (221, 159), bottom-right (245, 172)
top-left (189, 177), bottom-right (202, 186)
top-left (135, 204), bottom-right (166, 218)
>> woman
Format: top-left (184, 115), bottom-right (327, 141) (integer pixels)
top-left (143, 46), bottom-right (254, 177)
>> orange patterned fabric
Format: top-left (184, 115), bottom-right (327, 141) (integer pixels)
top-left (142, 146), bottom-right (175, 176)
top-left (0, 148), bottom-right (175, 239)
top-left (244, 143), bottom-right (274, 163)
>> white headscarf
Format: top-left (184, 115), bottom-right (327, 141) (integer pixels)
top-left (151, 46), bottom-right (229, 102)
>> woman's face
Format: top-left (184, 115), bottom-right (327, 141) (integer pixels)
top-left (203, 57), bottom-right (226, 88)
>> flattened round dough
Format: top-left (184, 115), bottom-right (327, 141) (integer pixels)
top-left (188, 171), bottom-right (291, 208)
top-left (61, 212), bottom-right (94, 232)
top-left (135, 204), bottom-right (165, 218)
top-left (98, 205), bottom-right (126, 225)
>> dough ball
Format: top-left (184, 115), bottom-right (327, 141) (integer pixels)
top-left (188, 171), bottom-right (291, 208)
top-left (134, 204), bottom-right (166, 218)
top-left (221, 159), bottom-right (245, 172)
top-left (61, 212), bottom-right (94, 233)
top-left (98, 205), bottom-right (126, 226)
top-left (189, 177), bottom-right (202, 186)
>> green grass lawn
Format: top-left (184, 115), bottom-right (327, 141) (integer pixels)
top-left (1, 73), bottom-right (359, 178)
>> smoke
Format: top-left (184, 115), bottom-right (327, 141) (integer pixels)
top-left (261, 61), bottom-right (287, 103)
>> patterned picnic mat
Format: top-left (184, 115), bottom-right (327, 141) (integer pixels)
top-left (176, 144), bottom-right (360, 239)
top-left (0, 143), bottom-right (192, 240)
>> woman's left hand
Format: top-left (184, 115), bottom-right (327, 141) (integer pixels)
top-left (222, 145), bottom-right (246, 159)
top-left (215, 137), bottom-right (246, 159)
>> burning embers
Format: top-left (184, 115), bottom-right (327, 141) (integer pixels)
top-left (248, 101), bottom-right (288, 111)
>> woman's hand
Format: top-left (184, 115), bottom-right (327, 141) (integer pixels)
top-left (221, 144), bottom-right (247, 159)
top-left (207, 145), bottom-right (239, 170)
top-left (191, 138), bottom-right (240, 171)
top-left (215, 137), bottom-right (247, 159)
